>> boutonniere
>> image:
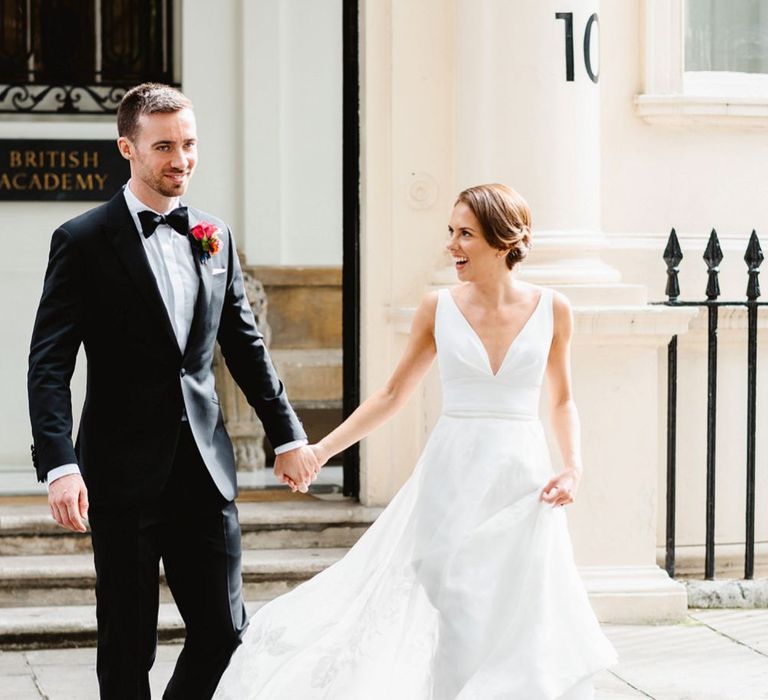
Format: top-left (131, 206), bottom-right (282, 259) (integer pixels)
top-left (190, 221), bottom-right (222, 264)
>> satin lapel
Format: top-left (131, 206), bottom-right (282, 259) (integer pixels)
top-left (105, 194), bottom-right (180, 355)
top-left (184, 209), bottom-right (213, 359)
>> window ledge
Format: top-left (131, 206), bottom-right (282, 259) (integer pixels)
top-left (635, 94), bottom-right (768, 129)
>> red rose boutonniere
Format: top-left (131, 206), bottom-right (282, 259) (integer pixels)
top-left (190, 221), bottom-right (222, 264)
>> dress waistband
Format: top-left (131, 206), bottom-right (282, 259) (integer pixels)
top-left (441, 411), bottom-right (540, 421)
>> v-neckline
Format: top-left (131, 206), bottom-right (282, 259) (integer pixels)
top-left (446, 288), bottom-right (545, 377)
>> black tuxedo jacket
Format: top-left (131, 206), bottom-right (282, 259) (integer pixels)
top-left (28, 191), bottom-right (305, 507)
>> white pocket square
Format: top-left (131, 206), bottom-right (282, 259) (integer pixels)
top-left (212, 268), bottom-right (227, 276)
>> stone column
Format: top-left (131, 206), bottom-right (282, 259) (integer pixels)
top-left (451, 0), bottom-right (644, 304)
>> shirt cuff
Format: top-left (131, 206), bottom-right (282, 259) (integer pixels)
top-left (46, 464), bottom-right (81, 490)
top-left (273, 439), bottom-right (309, 455)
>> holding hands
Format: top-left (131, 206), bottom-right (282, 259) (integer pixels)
top-left (273, 445), bottom-right (325, 493)
top-left (540, 467), bottom-right (581, 507)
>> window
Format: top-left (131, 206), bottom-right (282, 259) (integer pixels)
top-left (0, 0), bottom-right (178, 114)
top-left (636, 0), bottom-right (768, 127)
top-left (685, 0), bottom-right (768, 74)
top-left (684, 0), bottom-right (768, 98)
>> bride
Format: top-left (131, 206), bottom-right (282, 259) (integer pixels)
top-left (214, 183), bottom-right (617, 699)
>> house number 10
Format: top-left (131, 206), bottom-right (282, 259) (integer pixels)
top-left (556, 12), bottom-right (599, 83)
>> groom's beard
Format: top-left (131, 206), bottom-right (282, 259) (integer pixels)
top-left (149, 169), bottom-right (192, 197)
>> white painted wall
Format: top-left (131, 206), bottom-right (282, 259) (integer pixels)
top-left (455, 0), bottom-right (601, 233)
top-left (184, 0), bottom-right (343, 265)
top-left (601, 2), bottom-right (768, 247)
top-left (241, 0), bottom-right (343, 266)
top-left (359, 0), bottom-right (457, 505)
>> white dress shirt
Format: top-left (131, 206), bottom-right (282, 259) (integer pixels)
top-left (124, 183), bottom-right (199, 353)
top-left (47, 182), bottom-right (304, 487)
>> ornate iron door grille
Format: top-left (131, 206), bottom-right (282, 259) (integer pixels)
top-left (0, 0), bottom-right (178, 114)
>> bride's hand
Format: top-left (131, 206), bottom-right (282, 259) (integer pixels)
top-left (309, 443), bottom-right (331, 470)
top-left (540, 468), bottom-right (581, 506)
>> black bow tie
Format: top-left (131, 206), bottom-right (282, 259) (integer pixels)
top-left (138, 207), bottom-right (189, 238)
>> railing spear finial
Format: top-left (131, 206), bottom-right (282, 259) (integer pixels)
top-left (663, 228), bottom-right (683, 301)
top-left (704, 229), bottom-right (724, 300)
top-left (744, 230), bottom-right (764, 301)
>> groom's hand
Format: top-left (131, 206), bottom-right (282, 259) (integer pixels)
top-left (48, 473), bottom-right (89, 532)
top-left (274, 446), bottom-right (321, 493)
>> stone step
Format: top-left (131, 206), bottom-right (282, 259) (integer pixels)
top-left (656, 543), bottom-right (768, 580)
top-left (0, 599), bottom-right (270, 650)
top-left (0, 500), bottom-right (381, 556)
top-left (270, 348), bottom-right (342, 404)
top-left (0, 547), bottom-right (348, 608)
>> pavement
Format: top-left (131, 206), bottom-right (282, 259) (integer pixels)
top-left (1, 609), bottom-right (767, 699)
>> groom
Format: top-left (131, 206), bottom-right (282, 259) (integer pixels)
top-left (27, 83), bottom-right (319, 699)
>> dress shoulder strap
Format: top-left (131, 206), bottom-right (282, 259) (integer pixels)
top-left (544, 286), bottom-right (554, 312)
top-left (541, 286), bottom-right (555, 340)
top-left (434, 286), bottom-right (448, 328)
top-left (433, 287), bottom-right (456, 349)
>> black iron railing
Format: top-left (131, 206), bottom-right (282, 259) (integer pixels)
top-left (0, 0), bottom-right (177, 114)
top-left (658, 228), bottom-right (766, 580)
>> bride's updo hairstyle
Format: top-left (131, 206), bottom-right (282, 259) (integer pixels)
top-left (455, 184), bottom-right (532, 269)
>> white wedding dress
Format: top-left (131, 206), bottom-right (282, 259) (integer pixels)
top-left (214, 287), bottom-right (617, 699)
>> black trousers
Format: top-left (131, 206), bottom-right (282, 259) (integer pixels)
top-left (88, 424), bottom-right (248, 700)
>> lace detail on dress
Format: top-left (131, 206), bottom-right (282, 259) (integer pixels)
top-left (216, 556), bottom-right (437, 699)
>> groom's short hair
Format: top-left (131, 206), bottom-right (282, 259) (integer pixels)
top-left (117, 83), bottom-right (193, 141)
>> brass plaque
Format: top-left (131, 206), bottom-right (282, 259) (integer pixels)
top-left (0, 139), bottom-right (129, 201)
